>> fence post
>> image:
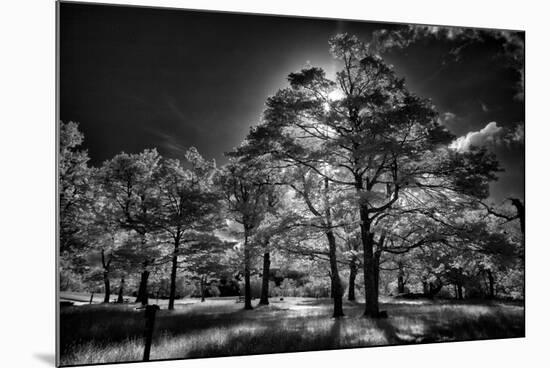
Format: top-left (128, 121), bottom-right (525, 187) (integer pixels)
top-left (143, 304), bottom-right (160, 362)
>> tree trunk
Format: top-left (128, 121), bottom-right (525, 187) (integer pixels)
top-left (487, 270), bottom-right (495, 299)
top-left (89, 292), bottom-right (94, 304)
top-left (422, 280), bottom-right (429, 295)
top-left (361, 221), bottom-right (379, 317)
top-left (135, 266), bottom-right (150, 305)
top-left (373, 250), bottom-right (381, 303)
top-left (168, 238), bottom-right (180, 310)
top-left (457, 283), bottom-right (463, 300)
top-left (117, 277), bottom-right (125, 303)
top-left (135, 234), bottom-right (150, 305)
top-left (327, 230), bottom-right (344, 317)
top-left (348, 259), bottom-right (357, 302)
top-left (243, 229), bottom-right (253, 310)
top-left (101, 249), bottom-right (111, 303)
top-left (200, 276), bottom-right (206, 302)
top-left (428, 279), bottom-right (443, 298)
top-left (103, 271), bottom-right (111, 303)
top-left (397, 262), bottom-right (405, 294)
top-left (322, 178), bottom-right (344, 317)
top-left (354, 174), bottom-right (380, 318)
top-left (329, 271), bottom-right (334, 298)
top-left (510, 198), bottom-right (525, 234)
top-left (259, 252), bottom-right (271, 305)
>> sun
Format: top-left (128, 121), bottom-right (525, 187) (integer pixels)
top-left (328, 89), bottom-right (345, 101)
top-left (323, 89), bottom-right (345, 111)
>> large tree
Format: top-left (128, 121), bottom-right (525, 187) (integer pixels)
top-left (235, 33), bottom-right (500, 317)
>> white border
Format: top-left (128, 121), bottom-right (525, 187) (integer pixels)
top-left (1, 0), bottom-right (548, 367)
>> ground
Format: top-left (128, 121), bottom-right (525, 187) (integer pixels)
top-left (58, 293), bottom-right (524, 366)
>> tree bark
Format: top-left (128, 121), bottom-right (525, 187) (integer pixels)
top-left (361, 217), bottom-right (379, 317)
top-left (487, 269), bottom-right (495, 299)
top-left (243, 228), bottom-right (253, 310)
top-left (135, 264), bottom-right (150, 305)
top-left (422, 280), bottom-right (429, 295)
top-left (168, 237), bottom-right (180, 310)
top-left (101, 250), bottom-right (111, 303)
top-left (327, 230), bottom-right (344, 317)
top-left (259, 252), bottom-right (271, 305)
top-left (103, 271), bottom-right (111, 303)
top-left (397, 261), bottom-right (405, 294)
top-left (200, 276), bottom-right (206, 302)
top-left (322, 178), bottom-right (344, 317)
top-left (348, 259), bottom-right (357, 302)
top-left (117, 277), bottom-right (125, 303)
top-left (135, 233), bottom-right (151, 305)
top-left (510, 198), bottom-right (525, 234)
top-left (354, 171), bottom-right (381, 318)
top-left (373, 249), bottom-right (381, 303)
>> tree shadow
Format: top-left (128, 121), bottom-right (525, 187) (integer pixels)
top-left (418, 312), bottom-right (525, 341)
top-left (60, 299), bottom-right (525, 361)
top-left (294, 299), bottom-right (333, 307)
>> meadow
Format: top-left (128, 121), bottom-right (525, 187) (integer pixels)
top-left (59, 295), bottom-right (524, 366)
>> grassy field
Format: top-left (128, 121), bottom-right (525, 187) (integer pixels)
top-left (59, 296), bottom-right (524, 366)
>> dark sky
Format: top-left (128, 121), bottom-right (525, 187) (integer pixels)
top-left (59, 1), bottom-right (524, 202)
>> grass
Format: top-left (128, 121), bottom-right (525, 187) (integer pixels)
top-left (59, 296), bottom-right (524, 366)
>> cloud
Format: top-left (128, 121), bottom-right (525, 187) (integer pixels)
top-left (150, 129), bottom-right (187, 156)
top-left (512, 123), bottom-right (525, 142)
top-left (505, 122), bottom-right (525, 145)
top-left (479, 101), bottom-right (489, 113)
top-left (450, 121), bottom-right (504, 152)
top-left (438, 111), bottom-right (456, 125)
top-left (437, 111), bottom-right (465, 133)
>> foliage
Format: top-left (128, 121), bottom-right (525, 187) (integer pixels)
top-left (59, 121), bottom-right (93, 256)
top-left (59, 32), bottom-right (523, 316)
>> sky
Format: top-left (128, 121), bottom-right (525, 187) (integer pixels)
top-left (59, 1), bottom-right (524, 202)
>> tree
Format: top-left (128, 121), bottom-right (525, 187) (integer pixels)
top-left (185, 235), bottom-right (235, 302)
top-left (81, 182), bottom-right (126, 303)
top-left (234, 33), bottom-right (500, 317)
top-left (440, 208), bottom-right (522, 298)
top-left (335, 200), bottom-right (363, 301)
top-left (394, 204), bottom-right (522, 299)
top-left (480, 198), bottom-right (525, 235)
top-left (153, 148), bottom-right (221, 310)
top-left (216, 159), bottom-right (276, 310)
top-left (253, 205), bottom-right (285, 306)
top-left (281, 167), bottom-right (347, 317)
top-left (112, 232), bottom-right (162, 303)
top-left (100, 149), bottom-right (162, 305)
top-left (59, 121), bottom-right (93, 257)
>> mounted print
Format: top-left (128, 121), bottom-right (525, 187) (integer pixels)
top-left (57, 1), bottom-right (525, 366)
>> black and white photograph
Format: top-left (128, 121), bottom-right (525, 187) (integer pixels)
top-left (56, 1), bottom-right (526, 366)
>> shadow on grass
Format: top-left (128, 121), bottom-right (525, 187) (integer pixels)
top-left (59, 298), bottom-right (524, 366)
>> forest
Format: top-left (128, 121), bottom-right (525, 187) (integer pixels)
top-left (58, 32), bottom-right (524, 366)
